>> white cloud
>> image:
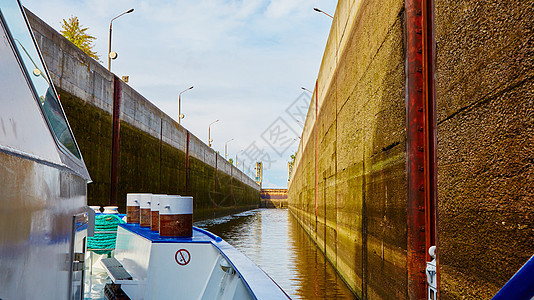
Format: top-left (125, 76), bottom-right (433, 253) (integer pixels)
top-left (265, 0), bottom-right (308, 18)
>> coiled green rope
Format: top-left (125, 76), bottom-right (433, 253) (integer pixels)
top-left (87, 214), bottom-right (125, 255)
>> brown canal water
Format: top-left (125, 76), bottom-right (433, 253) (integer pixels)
top-left (194, 208), bottom-right (357, 299)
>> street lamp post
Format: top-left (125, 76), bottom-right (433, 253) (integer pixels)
top-left (313, 7), bottom-right (334, 19)
top-left (301, 86), bottom-right (313, 94)
top-left (225, 139), bottom-right (234, 160)
top-left (208, 119), bottom-right (219, 147)
top-left (108, 8), bottom-right (134, 71)
top-left (236, 150), bottom-right (244, 165)
top-left (178, 86), bottom-right (194, 124)
top-left (236, 150), bottom-right (244, 170)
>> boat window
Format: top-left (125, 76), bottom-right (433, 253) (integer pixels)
top-left (0, 1), bottom-right (81, 159)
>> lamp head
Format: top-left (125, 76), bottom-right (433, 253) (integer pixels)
top-left (127, 9), bottom-right (134, 13)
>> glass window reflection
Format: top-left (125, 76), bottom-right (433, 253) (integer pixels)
top-left (1, 1), bottom-right (81, 159)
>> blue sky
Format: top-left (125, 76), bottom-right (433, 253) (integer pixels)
top-left (23, 0), bottom-right (337, 187)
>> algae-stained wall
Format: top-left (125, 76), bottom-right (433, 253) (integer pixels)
top-left (288, 0), bottom-right (407, 298)
top-left (26, 9), bottom-right (260, 220)
top-left (435, 1), bottom-right (534, 298)
top-left (57, 89), bottom-right (113, 206)
top-left (290, 0), bottom-right (533, 298)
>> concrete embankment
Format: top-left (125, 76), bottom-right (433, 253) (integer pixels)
top-left (435, 1), bottom-right (533, 298)
top-left (26, 9), bottom-right (260, 221)
top-left (288, 0), bottom-right (533, 299)
top-left (289, 0), bottom-right (407, 298)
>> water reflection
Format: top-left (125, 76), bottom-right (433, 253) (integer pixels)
top-left (195, 209), bottom-right (356, 299)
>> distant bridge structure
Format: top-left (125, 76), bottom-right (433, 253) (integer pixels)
top-left (260, 188), bottom-right (288, 208)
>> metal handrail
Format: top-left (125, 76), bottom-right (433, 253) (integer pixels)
top-left (93, 230), bottom-right (117, 234)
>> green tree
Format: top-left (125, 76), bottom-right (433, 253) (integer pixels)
top-left (229, 158), bottom-right (234, 165)
top-left (60, 16), bottom-right (100, 61)
top-left (290, 152), bottom-right (296, 165)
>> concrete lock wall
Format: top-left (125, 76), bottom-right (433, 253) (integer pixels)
top-left (435, 1), bottom-right (534, 298)
top-left (289, 0), bottom-right (533, 298)
top-left (288, 0), bottom-right (407, 298)
top-left (26, 9), bottom-right (260, 221)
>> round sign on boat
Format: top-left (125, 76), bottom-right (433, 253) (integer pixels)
top-left (175, 249), bottom-right (191, 266)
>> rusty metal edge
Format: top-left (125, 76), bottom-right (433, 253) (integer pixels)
top-left (406, 0), bottom-right (436, 297)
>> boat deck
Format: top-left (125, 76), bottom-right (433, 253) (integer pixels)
top-left (84, 225), bottom-right (289, 299)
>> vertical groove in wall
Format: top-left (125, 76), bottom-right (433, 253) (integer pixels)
top-left (214, 154), bottom-right (218, 214)
top-left (314, 80), bottom-right (319, 241)
top-left (159, 117), bottom-right (162, 191)
top-left (362, 159), bottom-right (368, 298)
top-left (422, 0), bottom-right (439, 293)
top-left (110, 76), bottom-right (122, 206)
top-left (185, 131), bottom-right (190, 194)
